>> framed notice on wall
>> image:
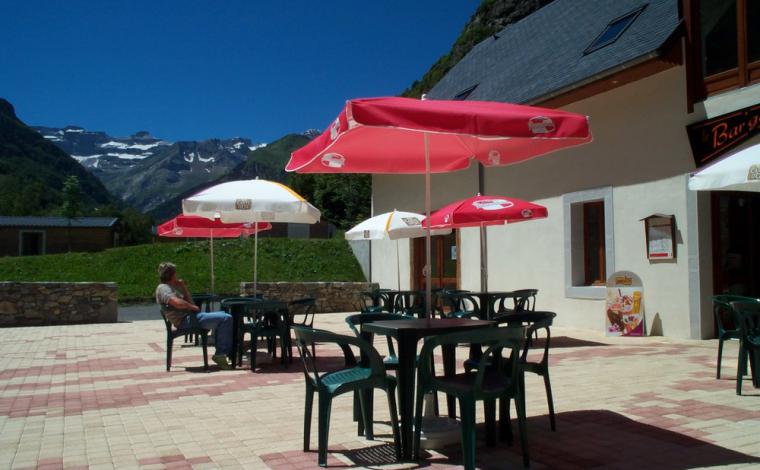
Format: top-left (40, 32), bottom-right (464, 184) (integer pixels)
top-left (641, 214), bottom-right (676, 260)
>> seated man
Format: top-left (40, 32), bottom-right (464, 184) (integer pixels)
top-left (155, 261), bottom-right (233, 369)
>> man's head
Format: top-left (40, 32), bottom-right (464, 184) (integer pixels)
top-left (158, 262), bottom-right (177, 283)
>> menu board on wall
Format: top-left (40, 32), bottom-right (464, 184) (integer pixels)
top-left (605, 271), bottom-right (645, 337)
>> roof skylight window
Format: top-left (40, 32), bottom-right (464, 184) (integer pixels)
top-left (453, 84), bottom-right (478, 100)
top-left (584, 4), bottom-right (647, 55)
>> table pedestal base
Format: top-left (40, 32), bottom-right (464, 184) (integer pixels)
top-left (417, 393), bottom-right (460, 450)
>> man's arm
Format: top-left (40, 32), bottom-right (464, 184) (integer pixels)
top-left (168, 295), bottom-right (200, 313)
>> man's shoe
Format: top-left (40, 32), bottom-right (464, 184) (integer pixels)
top-left (212, 355), bottom-right (232, 370)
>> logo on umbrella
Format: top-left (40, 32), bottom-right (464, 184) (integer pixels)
top-left (173, 228), bottom-right (183, 235)
top-left (401, 217), bottom-right (421, 226)
top-left (749, 164), bottom-right (760, 181)
top-left (528, 116), bottom-right (556, 134)
top-left (235, 199), bottom-right (252, 210)
top-left (472, 199), bottom-right (514, 211)
top-left (488, 150), bottom-right (501, 165)
top-left (330, 118), bottom-right (341, 140)
top-left (363, 230), bottom-right (371, 238)
top-left (521, 209), bottom-right (533, 218)
top-left (321, 153), bottom-right (345, 168)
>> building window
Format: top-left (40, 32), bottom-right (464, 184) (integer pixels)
top-left (583, 201), bottom-right (607, 285)
top-left (584, 5), bottom-right (647, 55)
top-left (563, 187), bottom-right (614, 299)
top-left (690, 0), bottom-right (760, 96)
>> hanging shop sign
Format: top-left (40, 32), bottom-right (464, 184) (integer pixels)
top-left (605, 271), bottom-right (645, 337)
top-left (687, 103), bottom-right (760, 168)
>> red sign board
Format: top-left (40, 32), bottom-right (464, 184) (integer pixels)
top-left (687, 103), bottom-right (760, 168)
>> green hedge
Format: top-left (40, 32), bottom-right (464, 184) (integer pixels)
top-left (0, 238), bottom-right (365, 302)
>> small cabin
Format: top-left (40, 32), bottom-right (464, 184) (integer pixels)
top-left (0, 216), bottom-right (119, 257)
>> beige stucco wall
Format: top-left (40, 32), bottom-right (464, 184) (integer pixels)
top-left (369, 64), bottom-right (757, 339)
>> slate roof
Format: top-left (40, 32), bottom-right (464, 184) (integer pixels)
top-left (427, 0), bottom-right (681, 104)
top-left (0, 216), bottom-right (118, 228)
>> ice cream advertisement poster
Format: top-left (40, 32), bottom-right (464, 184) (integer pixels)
top-left (605, 271), bottom-right (645, 337)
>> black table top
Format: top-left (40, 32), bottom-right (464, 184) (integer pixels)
top-left (364, 318), bottom-right (493, 336)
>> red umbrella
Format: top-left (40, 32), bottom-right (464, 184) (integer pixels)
top-left (426, 195), bottom-right (548, 290)
top-left (157, 215), bottom-right (272, 295)
top-left (287, 97), bottom-right (591, 313)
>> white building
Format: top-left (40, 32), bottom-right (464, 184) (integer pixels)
top-left (368, 0), bottom-right (760, 338)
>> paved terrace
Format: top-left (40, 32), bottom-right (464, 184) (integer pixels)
top-left (0, 313), bottom-right (758, 470)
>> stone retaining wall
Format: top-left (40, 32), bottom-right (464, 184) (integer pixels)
top-left (0, 282), bottom-right (118, 327)
top-left (239, 282), bottom-right (377, 313)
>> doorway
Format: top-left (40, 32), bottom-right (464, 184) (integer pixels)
top-left (19, 231), bottom-right (45, 256)
top-left (712, 192), bottom-right (760, 297)
top-left (412, 231), bottom-right (459, 290)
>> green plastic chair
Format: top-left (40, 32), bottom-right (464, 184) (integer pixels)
top-left (288, 297), bottom-right (317, 358)
top-left (159, 310), bottom-right (209, 372)
top-left (358, 291), bottom-right (392, 313)
top-left (712, 295), bottom-right (758, 379)
top-left (393, 291), bottom-right (425, 317)
top-left (413, 327), bottom-right (529, 469)
top-left (243, 300), bottom-right (291, 372)
top-left (438, 293), bottom-right (481, 319)
top-left (495, 311), bottom-right (557, 432)
top-left (730, 301), bottom-right (760, 395)
top-left (345, 313), bottom-right (412, 437)
top-left (292, 326), bottom-right (401, 467)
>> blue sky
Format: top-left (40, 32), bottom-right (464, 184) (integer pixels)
top-left (0, 1), bottom-right (477, 143)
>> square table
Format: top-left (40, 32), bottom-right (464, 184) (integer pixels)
top-left (363, 318), bottom-right (494, 460)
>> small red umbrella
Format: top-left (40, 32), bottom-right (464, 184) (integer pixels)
top-left (426, 195), bottom-right (548, 290)
top-left (287, 97), bottom-right (591, 314)
top-left (158, 215), bottom-right (272, 295)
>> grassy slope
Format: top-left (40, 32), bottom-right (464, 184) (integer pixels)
top-left (0, 238), bottom-right (365, 302)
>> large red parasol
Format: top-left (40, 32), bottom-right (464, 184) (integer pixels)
top-left (157, 215), bottom-right (271, 238)
top-left (287, 97), bottom-right (591, 313)
top-left (426, 195), bottom-right (548, 290)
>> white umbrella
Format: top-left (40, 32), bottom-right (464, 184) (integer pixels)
top-left (689, 143), bottom-right (760, 192)
top-left (182, 179), bottom-right (321, 294)
top-left (345, 210), bottom-right (451, 290)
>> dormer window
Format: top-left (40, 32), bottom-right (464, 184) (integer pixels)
top-left (584, 5), bottom-right (647, 55)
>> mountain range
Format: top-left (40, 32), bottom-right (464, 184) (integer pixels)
top-left (34, 125), bottom-right (265, 213)
top-left (0, 98), bottom-right (113, 215)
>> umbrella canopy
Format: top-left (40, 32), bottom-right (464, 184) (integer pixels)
top-left (286, 97), bottom-right (592, 173)
top-left (688, 143), bottom-right (760, 192)
top-left (426, 195), bottom-right (548, 228)
top-left (288, 97), bottom-right (591, 315)
top-left (427, 195), bottom-right (548, 291)
top-left (346, 210), bottom-right (452, 291)
top-left (157, 215), bottom-right (272, 238)
top-left (345, 210), bottom-right (451, 241)
top-left (182, 179), bottom-right (321, 224)
top-left (182, 179), bottom-right (320, 294)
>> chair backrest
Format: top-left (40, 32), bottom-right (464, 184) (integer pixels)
top-left (730, 301), bottom-right (760, 338)
top-left (289, 297), bottom-right (317, 323)
top-left (393, 291), bottom-right (425, 317)
top-left (497, 311), bottom-right (556, 364)
top-left (438, 293), bottom-right (481, 319)
top-left (158, 309), bottom-right (173, 332)
top-left (358, 291), bottom-right (390, 313)
top-left (292, 326), bottom-right (386, 385)
top-left (713, 295), bottom-right (759, 334)
top-left (345, 312), bottom-right (412, 359)
top-left (418, 326), bottom-right (524, 395)
top-left (512, 289), bottom-right (538, 312)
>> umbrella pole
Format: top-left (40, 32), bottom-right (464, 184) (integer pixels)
top-left (424, 132), bottom-right (432, 318)
top-left (253, 222), bottom-right (258, 297)
top-left (210, 231), bottom-right (215, 298)
top-left (480, 223), bottom-right (488, 292)
top-left (396, 238), bottom-right (401, 291)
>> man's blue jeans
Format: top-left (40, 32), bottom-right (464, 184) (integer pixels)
top-left (183, 311), bottom-right (233, 356)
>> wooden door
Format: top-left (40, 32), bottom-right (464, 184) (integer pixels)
top-left (412, 231), bottom-right (459, 290)
top-left (712, 191), bottom-right (760, 297)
